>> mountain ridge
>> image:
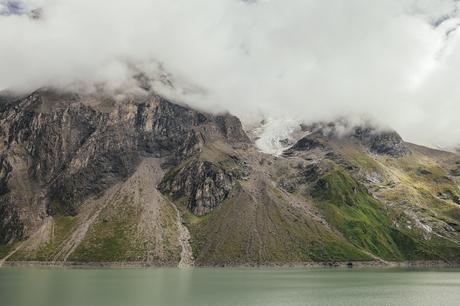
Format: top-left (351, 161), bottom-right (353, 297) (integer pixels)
top-left (1, 88), bottom-right (459, 266)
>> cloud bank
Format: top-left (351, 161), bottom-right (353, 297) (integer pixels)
top-left (1, 0), bottom-right (460, 148)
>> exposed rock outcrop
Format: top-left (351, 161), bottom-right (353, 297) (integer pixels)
top-left (0, 88), bottom-right (249, 242)
top-left (159, 158), bottom-right (244, 216)
top-left (283, 132), bottom-right (325, 155)
top-left (352, 126), bottom-right (409, 157)
top-left (0, 197), bottom-right (23, 244)
top-left (287, 121), bottom-right (409, 157)
top-left (1, 88), bottom-right (460, 265)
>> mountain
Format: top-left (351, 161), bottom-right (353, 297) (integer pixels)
top-left (1, 89), bottom-right (459, 266)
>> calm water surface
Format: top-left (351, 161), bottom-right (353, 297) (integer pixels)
top-left (0, 267), bottom-right (459, 306)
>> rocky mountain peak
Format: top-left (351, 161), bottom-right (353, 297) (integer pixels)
top-left (291, 120), bottom-right (410, 157)
top-left (351, 126), bottom-right (409, 157)
top-left (0, 88), bottom-right (249, 243)
top-left (1, 89), bottom-right (459, 266)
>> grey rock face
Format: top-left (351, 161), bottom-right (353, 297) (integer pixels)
top-left (159, 159), bottom-right (239, 216)
top-left (288, 122), bottom-right (409, 157)
top-left (278, 164), bottom-right (322, 193)
top-left (352, 127), bottom-right (409, 157)
top-left (0, 198), bottom-right (23, 244)
top-left (283, 132), bottom-right (325, 156)
top-left (213, 115), bottom-right (250, 144)
top-left (0, 89), bottom-right (249, 241)
top-left (0, 155), bottom-right (11, 195)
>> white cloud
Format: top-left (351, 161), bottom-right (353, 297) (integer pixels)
top-left (0, 0), bottom-right (460, 148)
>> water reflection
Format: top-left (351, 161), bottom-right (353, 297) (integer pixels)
top-left (0, 267), bottom-right (459, 306)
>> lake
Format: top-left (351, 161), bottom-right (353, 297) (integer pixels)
top-left (0, 267), bottom-right (459, 306)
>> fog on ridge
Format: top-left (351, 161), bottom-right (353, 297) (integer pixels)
top-left (1, 0), bottom-right (460, 148)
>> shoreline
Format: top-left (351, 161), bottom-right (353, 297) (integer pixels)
top-left (2, 260), bottom-right (459, 269)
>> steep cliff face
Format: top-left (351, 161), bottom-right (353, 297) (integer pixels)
top-left (159, 153), bottom-right (249, 216)
top-left (0, 89), bottom-right (249, 251)
top-left (1, 89), bottom-right (459, 266)
top-left (159, 159), bottom-right (237, 216)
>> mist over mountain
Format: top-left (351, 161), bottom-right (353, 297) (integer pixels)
top-left (1, 0), bottom-right (460, 148)
top-left (1, 88), bottom-right (460, 266)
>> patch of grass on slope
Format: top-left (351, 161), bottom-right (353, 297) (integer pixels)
top-left (0, 243), bottom-right (16, 259)
top-left (378, 152), bottom-right (460, 259)
top-left (311, 166), bottom-right (403, 260)
top-left (185, 183), bottom-right (370, 265)
top-left (34, 216), bottom-right (77, 261)
top-left (311, 165), bottom-right (460, 261)
top-left (70, 194), bottom-right (181, 264)
top-left (69, 202), bottom-right (138, 262)
top-left (10, 216), bottom-right (77, 261)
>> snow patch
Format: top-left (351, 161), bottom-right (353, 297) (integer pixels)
top-left (254, 118), bottom-right (302, 155)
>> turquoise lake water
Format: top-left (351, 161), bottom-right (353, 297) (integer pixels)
top-left (1, 267), bottom-right (459, 306)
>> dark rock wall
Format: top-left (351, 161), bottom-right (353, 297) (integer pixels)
top-left (159, 159), bottom-right (240, 216)
top-left (0, 89), bottom-right (249, 242)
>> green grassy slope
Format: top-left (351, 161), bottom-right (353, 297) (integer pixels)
top-left (315, 141), bottom-right (460, 261)
top-left (310, 164), bottom-right (460, 261)
top-left (2, 139), bottom-right (460, 265)
top-left (9, 216), bottom-right (78, 261)
top-left (185, 183), bottom-right (370, 265)
top-left (70, 189), bottom-right (181, 264)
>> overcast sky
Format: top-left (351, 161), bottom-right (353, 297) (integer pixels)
top-left (1, 0), bottom-right (460, 148)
